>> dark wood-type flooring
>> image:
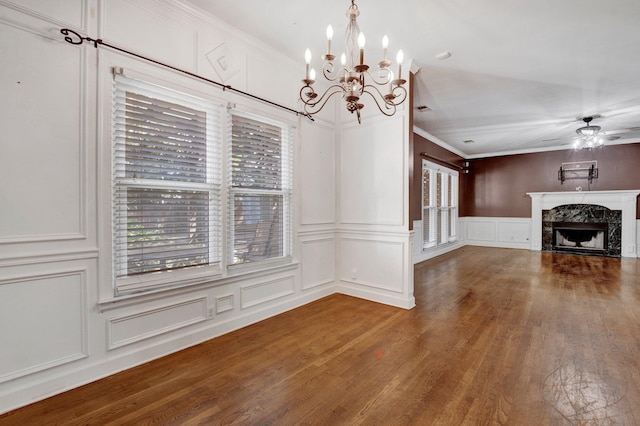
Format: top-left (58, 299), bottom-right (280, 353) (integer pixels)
top-left (2, 247), bottom-right (640, 425)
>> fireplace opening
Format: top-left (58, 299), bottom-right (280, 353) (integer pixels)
top-left (552, 222), bottom-right (608, 254)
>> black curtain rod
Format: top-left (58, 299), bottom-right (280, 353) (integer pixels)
top-left (420, 152), bottom-right (464, 170)
top-left (60, 28), bottom-right (313, 121)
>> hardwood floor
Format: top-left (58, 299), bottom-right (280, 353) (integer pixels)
top-left (2, 247), bottom-right (640, 425)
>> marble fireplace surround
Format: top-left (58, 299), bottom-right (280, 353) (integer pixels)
top-left (528, 190), bottom-right (640, 258)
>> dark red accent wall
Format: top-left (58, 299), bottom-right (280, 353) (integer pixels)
top-left (466, 143), bottom-right (640, 218)
top-left (412, 135), bottom-right (640, 221)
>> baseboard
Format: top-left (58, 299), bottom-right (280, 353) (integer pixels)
top-left (335, 283), bottom-right (415, 310)
top-left (413, 240), bottom-right (465, 264)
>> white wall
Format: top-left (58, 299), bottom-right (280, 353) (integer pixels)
top-left (0, 0), bottom-right (337, 413)
top-left (335, 94), bottom-right (415, 309)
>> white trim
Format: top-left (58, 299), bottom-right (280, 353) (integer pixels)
top-left (413, 126), bottom-right (467, 158)
top-left (413, 240), bottom-right (465, 264)
top-left (414, 125), bottom-right (640, 160)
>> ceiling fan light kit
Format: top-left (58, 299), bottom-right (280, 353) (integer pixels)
top-left (574, 116), bottom-right (604, 150)
top-left (298, 0), bottom-right (407, 124)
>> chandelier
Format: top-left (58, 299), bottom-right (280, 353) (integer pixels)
top-left (574, 116), bottom-right (604, 150)
top-left (299, 0), bottom-right (407, 124)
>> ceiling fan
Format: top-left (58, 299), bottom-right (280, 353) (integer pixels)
top-left (543, 114), bottom-right (640, 147)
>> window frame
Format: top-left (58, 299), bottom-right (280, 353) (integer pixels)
top-left (422, 160), bottom-right (458, 251)
top-left (112, 72), bottom-right (224, 295)
top-left (226, 109), bottom-right (294, 269)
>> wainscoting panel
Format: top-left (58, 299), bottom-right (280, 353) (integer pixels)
top-left (464, 217), bottom-right (531, 250)
top-left (467, 219), bottom-right (497, 242)
top-left (300, 236), bottom-right (335, 290)
top-left (107, 297), bottom-right (207, 350)
top-left (0, 270), bottom-right (87, 383)
top-left (337, 232), bottom-right (414, 309)
top-left (240, 276), bottom-right (295, 309)
top-left (497, 220), bottom-right (531, 245)
top-left (339, 236), bottom-right (405, 293)
top-left (215, 294), bottom-right (234, 314)
top-left (637, 220), bottom-right (640, 258)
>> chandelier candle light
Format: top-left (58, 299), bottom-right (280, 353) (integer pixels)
top-left (300, 0), bottom-right (407, 124)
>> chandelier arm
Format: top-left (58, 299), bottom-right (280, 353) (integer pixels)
top-left (362, 68), bottom-right (393, 86)
top-left (388, 84), bottom-right (408, 106)
top-left (321, 61), bottom-right (346, 82)
top-left (361, 88), bottom-right (397, 117)
top-left (300, 85), bottom-right (347, 115)
top-left (363, 82), bottom-right (407, 108)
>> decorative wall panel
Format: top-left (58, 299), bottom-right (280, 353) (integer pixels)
top-left (0, 270), bottom-right (87, 383)
top-left (215, 294), bottom-right (234, 314)
top-left (340, 117), bottom-right (404, 226)
top-left (107, 298), bottom-right (207, 349)
top-left (464, 217), bottom-right (531, 249)
top-left (300, 121), bottom-right (335, 225)
top-left (103, 0), bottom-right (196, 71)
top-left (301, 237), bottom-right (335, 290)
top-left (339, 237), bottom-right (404, 293)
top-left (2, 0), bottom-right (86, 29)
top-left (467, 220), bottom-right (497, 242)
top-left (0, 23), bottom-right (85, 243)
top-left (240, 276), bottom-right (295, 309)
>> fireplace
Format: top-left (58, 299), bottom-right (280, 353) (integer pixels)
top-left (528, 190), bottom-right (640, 258)
top-left (552, 222), bottom-right (608, 255)
top-left (542, 204), bottom-right (620, 257)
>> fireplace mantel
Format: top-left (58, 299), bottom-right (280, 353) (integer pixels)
top-left (527, 190), bottom-right (640, 258)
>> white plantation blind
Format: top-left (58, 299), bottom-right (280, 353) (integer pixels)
top-left (423, 168), bottom-right (436, 248)
top-left (422, 160), bottom-right (458, 250)
top-left (228, 112), bottom-right (293, 265)
top-left (113, 74), bottom-right (222, 292)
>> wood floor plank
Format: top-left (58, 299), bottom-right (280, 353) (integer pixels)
top-left (2, 247), bottom-right (640, 425)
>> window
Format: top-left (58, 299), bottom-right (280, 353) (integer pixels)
top-left (228, 113), bottom-right (293, 265)
top-left (422, 160), bottom-right (458, 249)
top-left (112, 74), bottom-right (222, 293)
top-left (111, 73), bottom-right (294, 295)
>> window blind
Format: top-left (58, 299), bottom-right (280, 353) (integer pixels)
top-left (113, 74), bottom-right (222, 292)
top-left (227, 113), bottom-right (293, 265)
top-left (422, 160), bottom-right (458, 250)
top-left (422, 168), bottom-right (436, 248)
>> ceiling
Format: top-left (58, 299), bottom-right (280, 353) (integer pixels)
top-left (184, 0), bottom-right (640, 158)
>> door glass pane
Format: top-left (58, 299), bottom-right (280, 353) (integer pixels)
top-left (436, 172), bottom-right (442, 207)
top-left (423, 168), bottom-right (431, 206)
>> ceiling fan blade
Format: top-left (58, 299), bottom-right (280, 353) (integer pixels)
top-left (601, 127), bottom-right (640, 136)
top-left (604, 130), bottom-right (640, 141)
top-left (542, 136), bottom-right (575, 142)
